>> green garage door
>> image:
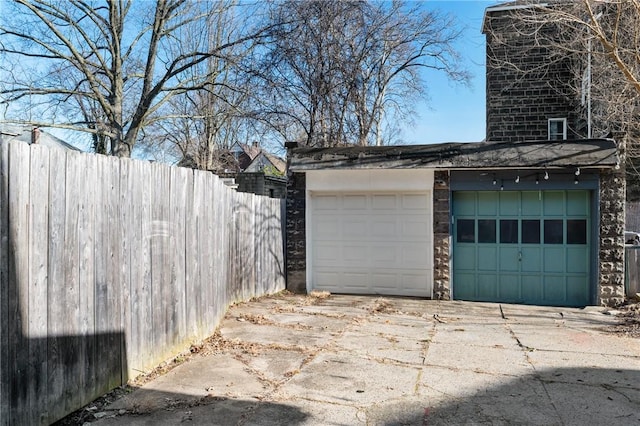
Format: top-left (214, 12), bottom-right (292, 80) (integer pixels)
top-left (453, 190), bottom-right (591, 307)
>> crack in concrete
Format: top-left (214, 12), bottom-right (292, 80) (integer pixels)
top-left (503, 314), bottom-right (566, 426)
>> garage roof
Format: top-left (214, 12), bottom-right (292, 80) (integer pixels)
top-left (287, 139), bottom-right (619, 171)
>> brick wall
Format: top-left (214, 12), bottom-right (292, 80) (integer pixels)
top-left (484, 10), bottom-right (584, 142)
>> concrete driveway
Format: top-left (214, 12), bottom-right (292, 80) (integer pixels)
top-left (91, 293), bottom-right (640, 425)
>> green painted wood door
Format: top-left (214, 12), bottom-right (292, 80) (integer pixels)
top-left (453, 190), bottom-right (591, 307)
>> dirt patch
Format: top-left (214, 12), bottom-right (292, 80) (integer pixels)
top-left (611, 302), bottom-right (640, 338)
top-left (368, 298), bottom-right (398, 314)
top-left (236, 313), bottom-right (275, 325)
top-left (52, 386), bottom-right (133, 425)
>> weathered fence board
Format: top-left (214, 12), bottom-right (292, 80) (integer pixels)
top-left (46, 148), bottom-right (66, 419)
top-left (28, 145), bottom-right (49, 424)
top-left (170, 166), bottom-right (188, 347)
top-left (8, 142), bottom-right (30, 425)
top-left (119, 158), bottom-right (133, 382)
top-left (0, 140), bottom-right (285, 423)
top-left (626, 201), bottom-right (640, 233)
top-left (76, 152), bottom-right (98, 409)
top-left (626, 246), bottom-right (640, 297)
top-left (0, 142), bottom-right (9, 426)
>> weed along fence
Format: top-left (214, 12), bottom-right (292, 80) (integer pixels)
top-left (0, 141), bottom-right (285, 425)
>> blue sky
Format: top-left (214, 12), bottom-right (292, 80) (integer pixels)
top-left (402, 1), bottom-right (496, 145)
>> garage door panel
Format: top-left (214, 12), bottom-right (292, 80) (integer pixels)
top-left (371, 273), bottom-right (401, 290)
top-left (314, 243), bottom-right (341, 263)
top-left (343, 195), bottom-right (367, 209)
top-left (544, 192), bottom-right (564, 215)
top-left (521, 248), bottom-right (541, 272)
top-left (544, 248), bottom-right (565, 273)
top-left (314, 217), bottom-right (340, 237)
top-left (315, 271), bottom-right (340, 288)
top-left (543, 276), bottom-right (566, 302)
top-left (454, 246), bottom-right (475, 270)
top-left (477, 274), bottom-right (498, 299)
top-left (521, 275), bottom-right (542, 302)
top-left (454, 273), bottom-right (476, 299)
top-left (401, 244), bottom-right (430, 267)
top-left (343, 245), bottom-right (369, 262)
top-left (499, 274), bottom-right (520, 301)
top-left (499, 248), bottom-right (519, 271)
top-left (314, 195), bottom-right (341, 209)
top-left (371, 246), bottom-right (398, 264)
top-left (478, 248), bottom-right (497, 271)
top-left (567, 248), bottom-right (588, 273)
top-left (402, 273), bottom-right (429, 292)
top-left (342, 272), bottom-right (370, 289)
top-left (567, 277), bottom-right (589, 304)
top-left (371, 220), bottom-right (398, 238)
top-left (499, 192), bottom-right (519, 215)
top-left (567, 191), bottom-right (589, 215)
top-left (454, 192), bottom-right (476, 215)
top-left (343, 219), bottom-right (368, 238)
top-left (402, 218), bottom-right (430, 238)
top-left (372, 194), bottom-right (398, 209)
top-left (521, 192), bottom-right (542, 215)
top-left (453, 190), bottom-right (591, 307)
top-left (402, 194), bottom-right (429, 209)
top-left (478, 192), bottom-right (498, 216)
top-left (311, 191), bottom-right (432, 297)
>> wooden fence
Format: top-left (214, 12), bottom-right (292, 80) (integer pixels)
top-left (0, 141), bottom-right (285, 425)
top-left (626, 246), bottom-right (640, 298)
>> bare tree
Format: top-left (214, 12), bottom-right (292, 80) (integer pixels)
top-left (139, 2), bottom-right (259, 170)
top-left (0, 0), bottom-right (268, 157)
top-left (254, 0), bottom-right (469, 147)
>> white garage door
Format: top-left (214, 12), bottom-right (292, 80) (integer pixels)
top-left (311, 192), bottom-right (433, 297)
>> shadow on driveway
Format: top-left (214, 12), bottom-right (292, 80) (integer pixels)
top-left (368, 367), bottom-right (640, 425)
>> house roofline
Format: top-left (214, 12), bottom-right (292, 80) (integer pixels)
top-left (482, 2), bottom-right (549, 33)
top-left (288, 139), bottom-right (619, 172)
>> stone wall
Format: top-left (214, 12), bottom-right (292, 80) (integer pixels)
top-left (484, 10), bottom-right (584, 142)
top-left (433, 171), bottom-right (451, 300)
top-left (599, 169), bottom-right (626, 306)
top-left (286, 171), bottom-right (307, 293)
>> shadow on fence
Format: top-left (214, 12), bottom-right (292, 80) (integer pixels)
top-left (0, 141), bottom-right (285, 424)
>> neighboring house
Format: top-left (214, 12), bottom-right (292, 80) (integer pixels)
top-left (228, 142), bottom-right (286, 175)
top-left (245, 151), bottom-right (286, 176)
top-left (230, 141), bottom-right (262, 172)
top-left (178, 141), bottom-right (286, 197)
top-left (283, 1), bottom-right (627, 308)
top-left (0, 123), bottom-right (81, 151)
top-left (213, 142), bottom-right (287, 198)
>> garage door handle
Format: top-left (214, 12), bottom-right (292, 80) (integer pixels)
top-left (518, 251), bottom-right (522, 261)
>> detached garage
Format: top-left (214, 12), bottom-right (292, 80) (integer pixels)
top-left (307, 169), bottom-right (433, 297)
top-left (285, 140), bottom-right (625, 307)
